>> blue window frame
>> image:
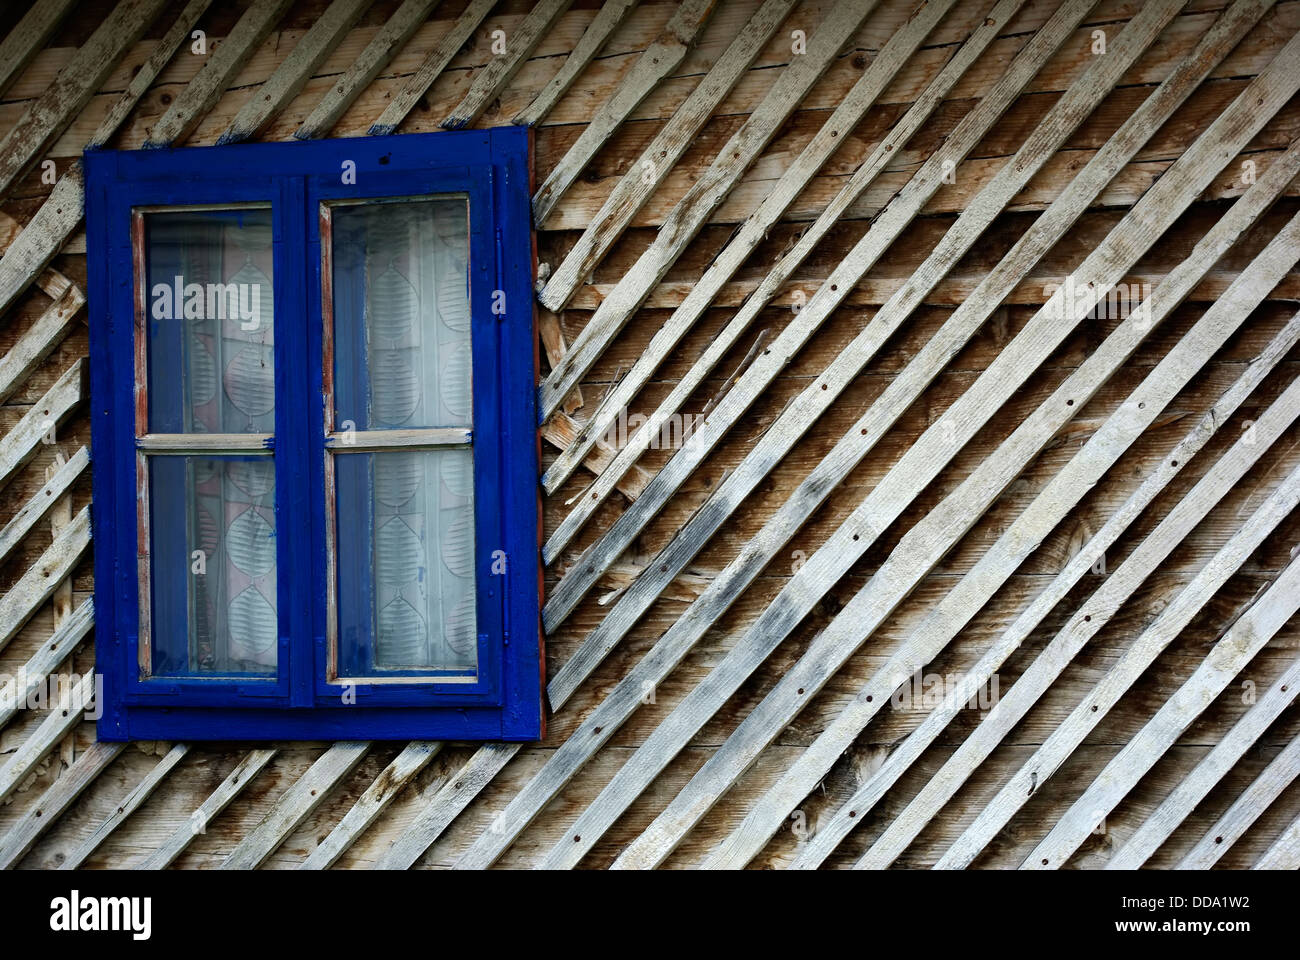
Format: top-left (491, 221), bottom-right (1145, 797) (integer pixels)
top-left (84, 129), bottom-right (543, 741)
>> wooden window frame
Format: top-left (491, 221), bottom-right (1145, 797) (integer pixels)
top-left (85, 129), bottom-right (543, 741)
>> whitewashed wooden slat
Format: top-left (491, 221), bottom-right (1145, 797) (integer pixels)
top-left (574, 59), bottom-right (1300, 872)
top-left (1255, 813), bottom-right (1300, 869)
top-left (513, 0), bottom-right (638, 127)
top-left (708, 203), bottom-right (1300, 871)
top-left (220, 742), bottom-right (370, 869)
top-left (530, 0), bottom-right (717, 224)
top-left (60, 744), bottom-right (191, 870)
top-left (0, 284), bottom-right (83, 405)
top-left (143, 0), bottom-right (295, 147)
top-left (300, 741), bottom-right (442, 869)
top-left (0, 359), bottom-right (84, 491)
top-left (790, 309), bottom-right (1300, 871)
top-left (539, 0), bottom-right (971, 503)
top-left (936, 462), bottom-right (1300, 869)
top-left (295, 0), bottom-right (440, 139)
top-left (366, 0), bottom-right (497, 137)
top-left (0, 0), bottom-right (78, 98)
top-left (442, 0), bottom-right (575, 129)
top-left (0, 505), bottom-right (90, 655)
top-left (217, 0), bottom-right (372, 145)
top-left (1107, 658), bottom-right (1300, 870)
top-left (1026, 555), bottom-right (1300, 869)
top-left (1178, 730), bottom-right (1300, 869)
top-left (537, 0), bottom-right (880, 417)
top-left (377, 742), bottom-right (518, 869)
top-left (543, 411), bottom-right (652, 500)
top-left (0, 741), bottom-right (125, 870)
top-left (0, 0), bottom-right (170, 199)
top-left (0, 444), bottom-right (88, 568)
top-left (0, 671), bottom-right (97, 807)
top-left (454, 0), bottom-right (1180, 868)
top-left (137, 749), bottom-right (277, 869)
top-left (536, 0), bottom-right (799, 312)
top-left (87, 0), bottom-right (215, 149)
top-left (0, 166), bottom-right (83, 319)
top-left (0, 598), bottom-right (93, 731)
top-left (540, 0), bottom-right (1099, 636)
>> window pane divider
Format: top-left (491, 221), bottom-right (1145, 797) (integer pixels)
top-left (137, 433), bottom-right (273, 454)
top-left (327, 428), bottom-right (471, 451)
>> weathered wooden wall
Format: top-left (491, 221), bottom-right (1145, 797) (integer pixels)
top-left (1, 0), bottom-right (1299, 869)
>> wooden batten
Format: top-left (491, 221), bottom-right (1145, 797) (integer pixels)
top-left (0, 0), bottom-right (1297, 874)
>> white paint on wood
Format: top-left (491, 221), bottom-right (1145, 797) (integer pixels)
top-left (366, 0), bottom-right (496, 137)
top-left (0, 506), bottom-right (90, 654)
top-left (301, 741), bottom-right (442, 869)
top-left (143, 0), bottom-right (294, 147)
top-left (295, 0), bottom-right (441, 140)
top-left (0, 167), bottom-right (84, 318)
top-left (0, 444), bottom-right (88, 567)
top-left (536, 0), bottom-right (799, 312)
top-left (217, 0), bottom-right (372, 145)
top-left (220, 742), bottom-right (369, 869)
top-left (537, 0), bottom-right (881, 416)
top-left (136, 749), bottom-right (277, 869)
top-left (442, 0), bottom-right (576, 130)
top-left (530, 0), bottom-right (717, 224)
top-left (513, 0), bottom-right (639, 127)
top-left (0, 0), bottom-right (78, 98)
top-left (60, 743), bottom-right (190, 870)
top-left (0, 598), bottom-right (93, 730)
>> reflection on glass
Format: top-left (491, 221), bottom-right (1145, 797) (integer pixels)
top-left (144, 208), bottom-right (275, 434)
top-left (336, 449), bottom-right (476, 677)
top-left (331, 198), bottom-right (471, 431)
top-left (148, 455), bottom-right (277, 677)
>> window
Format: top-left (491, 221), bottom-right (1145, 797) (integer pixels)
top-left (85, 130), bottom-right (542, 741)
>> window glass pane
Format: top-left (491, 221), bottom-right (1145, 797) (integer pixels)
top-left (335, 449), bottom-right (477, 678)
top-left (331, 198), bottom-right (471, 431)
top-left (144, 208), bottom-right (274, 434)
top-left (148, 455), bottom-right (277, 677)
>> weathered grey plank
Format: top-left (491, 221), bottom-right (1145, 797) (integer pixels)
top-left (513, 0), bottom-right (638, 127)
top-left (0, 598), bottom-right (93, 731)
top-left (377, 742), bottom-right (518, 869)
top-left (220, 742), bottom-right (370, 869)
top-left (539, 0), bottom-right (966, 502)
top-left (938, 463), bottom-right (1300, 868)
top-left (0, 0), bottom-right (169, 199)
top-left (217, 0), bottom-right (372, 145)
top-left (301, 741), bottom-right (442, 869)
top-left (455, 0), bottom-right (1099, 871)
top-left (137, 749), bottom-right (277, 869)
top-left (566, 50), bottom-right (1300, 871)
top-left (0, 284), bottom-right (83, 405)
top-left (536, 0), bottom-right (798, 312)
top-left (0, 671), bottom-right (97, 806)
top-left (144, 0), bottom-right (294, 147)
top-left (60, 744), bottom-right (191, 870)
top-left (0, 742), bottom-right (125, 870)
top-left (0, 167), bottom-right (83, 319)
top-left (87, 0), bottom-right (215, 149)
top-left (0, 0), bottom-right (77, 98)
top-left (442, 0), bottom-right (575, 129)
top-left (366, 0), bottom-right (496, 137)
top-left (295, 0), bottom-right (440, 139)
top-left (1178, 733), bottom-right (1300, 868)
top-left (792, 309), bottom-right (1300, 870)
top-left (540, 0), bottom-right (1098, 635)
top-left (537, 0), bottom-right (885, 420)
top-left (530, 0), bottom-right (716, 224)
top-left (0, 506), bottom-right (90, 655)
top-left (0, 444), bottom-right (88, 567)
top-left (0, 359), bottom-right (84, 491)
top-left (1107, 658), bottom-right (1300, 870)
top-left (1027, 555), bottom-right (1300, 868)
top-left (1255, 813), bottom-right (1300, 869)
top-left (709, 203), bottom-right (1300, 871)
